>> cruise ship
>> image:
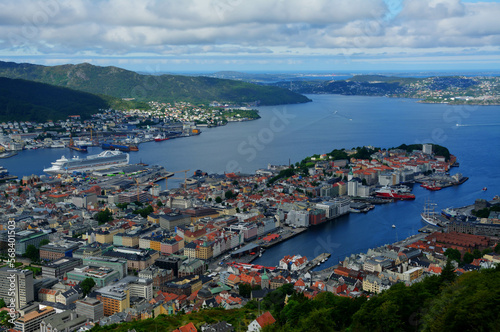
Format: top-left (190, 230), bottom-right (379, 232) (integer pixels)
top-left (43, 150), bottom-right (129, 174)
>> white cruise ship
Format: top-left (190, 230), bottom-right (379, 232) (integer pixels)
top-left (43, 150), bottom-right (129, 174)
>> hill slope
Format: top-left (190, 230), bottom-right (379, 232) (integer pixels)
top-left (0, 61), bottom-right (311, 105)
top-left (0, 77), bottom-right (109, 122)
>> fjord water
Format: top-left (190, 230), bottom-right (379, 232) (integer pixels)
top-left (3, 95), bottom-right (500, 267)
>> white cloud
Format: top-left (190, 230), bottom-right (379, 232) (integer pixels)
top-left (0, 0), bottom-right (499, 69)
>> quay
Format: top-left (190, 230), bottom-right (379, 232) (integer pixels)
top-left (303, 253), bottom-right (331, 273)
top-left (256, 227), bottom-right (307, 249)
top-left (418, 224), bottom-right (440, 233)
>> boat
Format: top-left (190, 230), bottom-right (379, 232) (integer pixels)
top-left (375, 186), bottom-right (415, 200)
top-left (421, 200), bottom-right (441, 227)
top-left (421, 182), bottom-right (442, 191)
top-left (483, 187), bottom-right (487, 191)
top-left (68, 136), bottom-right (88, 152)
top-left (50, 142), bottom-right (66, 148)
top-left (392, 224), bottom-right (396, 228)
top-left (0, 151), bottom-right (17, 159)
top-left (102, 143), bottom-right (139, 152)
top-left (43, 150), bottom-right (129, 175)
top-left (442, 207), bottom-right (458, 219)
top-left (0, 166), bottom-right (9, 178)
top-left (154, 134), bottom-right (169, 142)
top-left (393, 185), bottom-right (412, 193)
top-left (69, 144), bottom-right (87, 152)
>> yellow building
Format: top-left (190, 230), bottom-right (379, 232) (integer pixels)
top-left (147, 214), bottom-right (160, 224)
top-left (99, 287), bottom-right (130, 316)
top-left (196, 242), bottom-right (213, 260)
top-left (96, 228), bottom-right (124, 244)
top-left (150, 239), bottom-right (161, 251)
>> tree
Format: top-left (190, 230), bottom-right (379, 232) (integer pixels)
top-left (39, 239), bottom-right (50, 247)
top-left (0, 310), bottom-right (13, 327)
top-left (225, 190), bottom-right (235, 200)
top-left (472, 249), bottom-right (482, 259)
top-left (157, 200), bottom-right (163, 207)
top-left (215, 196), bottom-right (222, 204)
top-left (24, 244), bottom-right (39, 261)
top-left (81, 278), bottom-right (96, 297)
top-left (495, 243), bottom-right (500, 254)
top-left (94, 208), bottom-right (113, 224)
top-left (0, 298), bottom-right (6, 308)
top-left (238, 283), bottom-right (252, 298)
top-left (463, 252), bottom-right (474, 264)
top-left (444, 248), bottom-right (461, 263)
top-left (440, 259), bottom-right (456, 284)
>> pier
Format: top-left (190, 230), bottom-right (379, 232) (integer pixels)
top-left (303, 253), bottom-right (331, 273)
top-left (256, 227), bottom-right (307, 249)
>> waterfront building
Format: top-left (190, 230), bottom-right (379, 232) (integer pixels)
top-left (0, 266), bottom-right (34, 309)
top-left (285, 210), bottom-right (309, 227)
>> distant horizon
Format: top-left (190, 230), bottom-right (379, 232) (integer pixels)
top-left (2, 57), bottom-right (500, 77)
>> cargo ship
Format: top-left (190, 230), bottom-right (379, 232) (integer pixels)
top-left (375, 186), bottom-right (415, 200)
top-left (69, 136), bottom-right (88, 152)
top-left (43, 150), bottom-right (129, 174)
top-left (102, 143), bottom-right (139, 152)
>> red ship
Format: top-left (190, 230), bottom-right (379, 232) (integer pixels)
top-left (375, 186), bottom-right (415, 200)
top-left (154, 134), bottom-right (169, 142)
top-left (421, 182), bottom-right (442, 191)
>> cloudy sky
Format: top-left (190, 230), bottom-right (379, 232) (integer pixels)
top-left (1, 0), bottom-right (499, 73)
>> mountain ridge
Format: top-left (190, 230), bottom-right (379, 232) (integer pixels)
top-left (0, 61), bottom-right (311, 106)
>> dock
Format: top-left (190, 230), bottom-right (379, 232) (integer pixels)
top-left (256, 227), bottom-right (307, 249)
top-left (303, 253), bottom-right (331, 273)
top-left (418, 225), bottom-right (440, 233)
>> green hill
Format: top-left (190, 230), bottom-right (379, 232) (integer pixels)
top-left (88, 265), bottom-right (500, 332)
top-left (0, 61), bottom-right (311, 105)
top-left (0, 77), bottom-right (109, 122)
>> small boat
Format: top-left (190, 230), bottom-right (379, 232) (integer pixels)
top-left (392, 225), bottom-right (396, 228)
top-left (483, 187), bottom-right (487, 191)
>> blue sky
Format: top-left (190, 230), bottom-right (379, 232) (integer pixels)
top-left (1, 0), bottom-right (499, 73)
